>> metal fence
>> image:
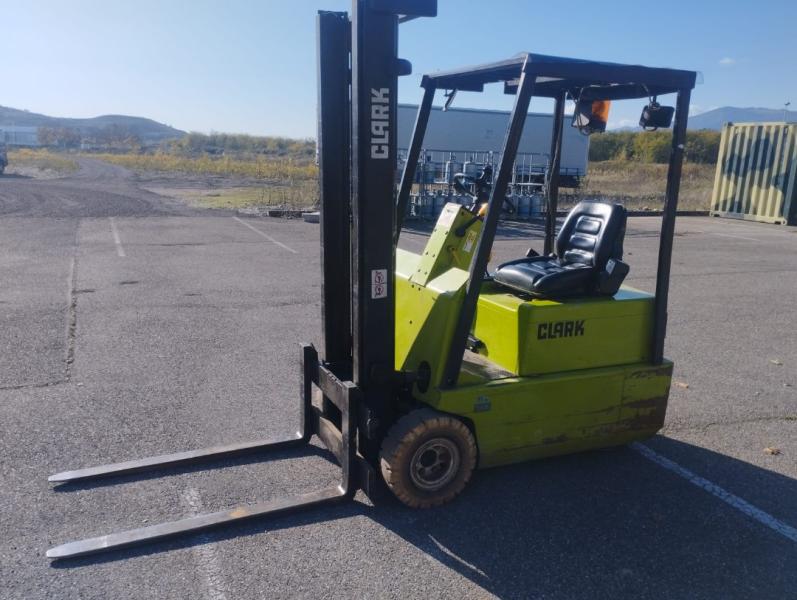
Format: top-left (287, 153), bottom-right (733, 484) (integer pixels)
top-left (710, 122), bottom-right (797, 225)
top-left (398, 148), bottom-right (583, 221)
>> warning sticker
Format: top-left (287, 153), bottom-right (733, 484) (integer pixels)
top-left (437, 204), bottom-right (457, 228)
top-left (463, 229), bottom-right (478, 253)
top-left (371, 269), bottom-right (388, 299)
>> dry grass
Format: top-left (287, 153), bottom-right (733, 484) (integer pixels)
top-left (564, 161), bottom-right (716, 211)
top-left (179, 183), bottom-right (318, 210)
top-left (7, 148), bottom-right (79, 174)
top-left (90, 152), bottom-right (319, 209)
top-left (10, 148), bottom-right (713, 212)
top-left (87, 152), bottom-right (317, 182)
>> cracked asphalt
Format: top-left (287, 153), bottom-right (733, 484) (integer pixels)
top-left (1, 161), bottom-right (796, 599)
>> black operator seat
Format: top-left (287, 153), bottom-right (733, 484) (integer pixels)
top-left (493, 201), bottom-right (630, 298)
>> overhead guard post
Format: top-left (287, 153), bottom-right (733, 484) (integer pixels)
top-left (441, 62), bottom-right (535, 388)
top-left (395, 83), bottom-right (435, 241)
top-left (544, 91), bottom-right (566, 255)
top-left (652, 88), bottom-right (690, 365)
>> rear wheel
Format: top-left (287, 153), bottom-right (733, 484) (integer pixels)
top-left (380, 408), bottom-right (477, 508)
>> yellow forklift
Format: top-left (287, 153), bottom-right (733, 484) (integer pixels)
top-left (47, 0), bottom-right (696, 559)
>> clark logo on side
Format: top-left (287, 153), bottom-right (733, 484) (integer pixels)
top-left (371, 88), bottom-right (389, 159)
top-left (537, 320), bottom-right (585, 340)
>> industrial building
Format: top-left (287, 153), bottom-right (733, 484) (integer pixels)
top-left (0, 125), bottom-right (39, 147)
top-left (397, 103), bottom-right (589, 180)
top-left (396, 103), bottom-right (590, 220)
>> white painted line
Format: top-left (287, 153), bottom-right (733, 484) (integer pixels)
top-left (705, 219), bottom-right (796, 239)
top-left (711, 232), bottom-right (760, 242)
top-left (181, 488), bottom-right (229, 600)
top-left (109, 217), bottom-right (126, 257)
top-left (427, 534), bottom-right (487, 578)
top-left (233, 216), bottom-right (297, 253)
top-left (631, 442), bottom-right (797, 544)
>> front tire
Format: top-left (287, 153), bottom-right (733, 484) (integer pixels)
top-left (380, 408), bottom-right (477, 508)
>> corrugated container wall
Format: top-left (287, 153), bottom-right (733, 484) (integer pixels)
top-left (710, 122), bottom-right (797, 225)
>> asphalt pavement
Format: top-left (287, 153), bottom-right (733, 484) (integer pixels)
top-left (1, 161), bottom-right (795, 599)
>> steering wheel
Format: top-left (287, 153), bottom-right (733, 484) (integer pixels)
top-left (452, 165), bottom-right (514, 215)
top-left (452, 165), bottom-right (492, 204)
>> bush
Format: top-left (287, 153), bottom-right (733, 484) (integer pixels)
top-left (589, 129), bottom-right (720, 164)
top-left (7, 148), bottom-right (79, 172)
top-left (87, 152), bottom-right (317, 182)
top-left (163, 132), bottom-right (315, 162)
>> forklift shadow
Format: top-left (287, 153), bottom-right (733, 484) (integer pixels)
top-left (54, 438), bottom-right (797, 598)
top-left (368, 436), bottom-right (797, 598)
top-left (50, 441), bottom-right (369, 569)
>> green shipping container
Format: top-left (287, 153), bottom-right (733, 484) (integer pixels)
top-left (710, 122), bottom-right (797, 225)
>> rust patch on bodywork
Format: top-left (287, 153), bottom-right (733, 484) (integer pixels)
top-left (618, 394), bottom-right (668, 431)
top-left (542, 434), bottom-right (568, 445)
top-left (628, 365), bottom-right (673, 379)
top-left (573, 405), bottom-right (617, 417)
top-left (623, 395), bottom-right (669, 410)
top-left (617, 412), bottom-right (665, 431)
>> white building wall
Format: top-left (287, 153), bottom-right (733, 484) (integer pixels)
top-left (397, 104), bottom-right (589, 174)
top-left (0, 126), bottom-right (40, 147)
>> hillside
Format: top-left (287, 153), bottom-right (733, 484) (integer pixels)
top-left (0, 105), bottom-right (184, 143)
top-left (689, 106), bottom-right (797, 130)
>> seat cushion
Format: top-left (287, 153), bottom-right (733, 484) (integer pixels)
top-left (556, 202), bottom-right (627, 269)
top-left (493, 201), bottom-right (627, 299)
top-left (493, 257), bottom-right (594, 297)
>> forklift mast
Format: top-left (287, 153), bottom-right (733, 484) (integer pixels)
top-left (318, 0), bottom-right (437, 451)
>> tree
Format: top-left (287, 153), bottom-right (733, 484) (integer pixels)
top-left (685, 130), bottom-right (721, 164)
top-left (589, 129), bottom-right (721, 164)
top-left (37, 127), bottom-right (58, 147)
top-left (632, 131), bottom-right (671, 163)
top-left (94, 124), bottom-right (141, 151)
top-left (37, 126), bottom-right (81, 148)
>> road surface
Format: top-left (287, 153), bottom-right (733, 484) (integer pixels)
top-left (1, 160), bottom-right (796, 599)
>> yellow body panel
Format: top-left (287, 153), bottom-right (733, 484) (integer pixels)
top-left (474, 284), bottom-right (653, 375)
top-left (394, 202), bottom-right (672, 468)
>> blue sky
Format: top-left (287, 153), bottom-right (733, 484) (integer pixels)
top-left (2, 0), bottom-right (795, 138)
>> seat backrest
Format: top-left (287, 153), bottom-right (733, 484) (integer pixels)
top-left (555, 201), bottom-right (627, 268)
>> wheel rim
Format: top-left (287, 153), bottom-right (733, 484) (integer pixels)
top-left (409, 437), bottom-right (460, 491)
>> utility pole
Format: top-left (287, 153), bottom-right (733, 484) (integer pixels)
top-left (785, 102), bottom-right (791, 123)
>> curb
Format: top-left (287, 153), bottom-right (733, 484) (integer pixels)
top-left (626, 210), bottom-right (709, 217)
top-left (234, 208), bottom-right (315, 219)
top-left (403, 210), bottom-right (710, 223)
top-left (265, 209), bottom-right (304, 218)
top-left (241, 209), bottom-right (709, 222)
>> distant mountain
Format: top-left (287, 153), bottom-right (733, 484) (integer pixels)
top-left (688, 106), bottom-right (797, 130)
top-left (0, 105), bottom-right (185, 143)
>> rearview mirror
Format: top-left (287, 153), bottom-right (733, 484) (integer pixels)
top-left (639, 102), bottom-right (675, 130)
top-left (443, 89), bottom-right (457, 111)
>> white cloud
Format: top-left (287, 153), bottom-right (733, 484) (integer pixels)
top-left (608, 118), bottom-right (636, 130)
top-left (719, 57), bottom-right (736, 66)
top-left (689, 104), bottom-right (719, 117)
